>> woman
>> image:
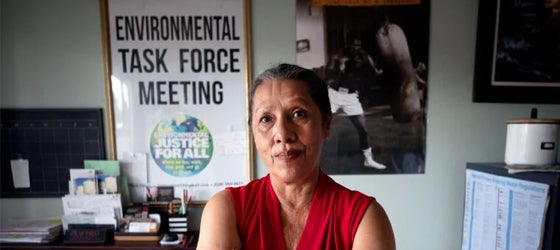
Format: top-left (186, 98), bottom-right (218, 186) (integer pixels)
top-left (197, 64), bottom-right (395, 250)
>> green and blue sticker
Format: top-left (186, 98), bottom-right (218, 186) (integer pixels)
top-left (150, 114), bottom-right (213, 177)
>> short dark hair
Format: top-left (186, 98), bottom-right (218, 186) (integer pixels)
top-left (248, 63), bottom-right (332, 129)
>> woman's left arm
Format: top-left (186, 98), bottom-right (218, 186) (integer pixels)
top-left (197, 190), bottom-right (242, 249)
top-left (353, 200), bottom-right (396, 250)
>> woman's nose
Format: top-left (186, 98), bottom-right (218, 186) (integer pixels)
top-left (274, 118), bottom-right (296, 144)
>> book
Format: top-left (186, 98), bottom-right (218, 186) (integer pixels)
top-left (0, 217), bottom-right (62, 244)
top-left (114, 234), bottom-right (162, 242)
top-left (0, 217), bottom-right (62, 233)
top-left (0, 233), bottom-right (61, 243)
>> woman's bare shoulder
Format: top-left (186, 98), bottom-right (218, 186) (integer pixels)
top-left (353, 199), bottom-right (395, 250)
top-left (197, 190), bottom-right (241, 249)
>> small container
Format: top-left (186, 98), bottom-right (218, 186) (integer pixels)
top-left (505, 110), bottom-right (560, 166)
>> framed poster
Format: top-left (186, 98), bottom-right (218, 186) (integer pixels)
top-left (296, 0), bottom-right (430, 175)
top-left (473, 0), bottom-right (560, 103)
top-left (100, 0), bottom-right (253, 203)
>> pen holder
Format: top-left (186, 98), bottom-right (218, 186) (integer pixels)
top-left (167, 214), bottom-right (188, 234)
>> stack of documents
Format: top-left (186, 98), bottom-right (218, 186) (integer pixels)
top-left (505, 164), bottom-right (560, 174)
top-left (0, 217), bottom-right (62, 243)
top-left (61, 194), bottom-right (122, 232)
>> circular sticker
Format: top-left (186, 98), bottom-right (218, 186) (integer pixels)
top-left (150, 114), bottom-right (213, 177)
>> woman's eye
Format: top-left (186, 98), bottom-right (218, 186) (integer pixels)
top-left (259, 116), bottom-right (271, 123)
top-left (293, 110), bottom-right (305, 118)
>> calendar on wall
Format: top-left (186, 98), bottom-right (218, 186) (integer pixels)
top-left (0, 109), bottom-right (106, 198)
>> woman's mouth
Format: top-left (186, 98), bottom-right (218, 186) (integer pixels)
top-left (274, 150), bottom-right (302, 161)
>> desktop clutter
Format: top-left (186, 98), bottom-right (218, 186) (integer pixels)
top-left (118, 189), bottom-right (191, 246)
top-left (1, 159), bottom-right (194, 246)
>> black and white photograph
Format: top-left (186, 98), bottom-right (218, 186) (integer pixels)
top-left (296, 0), bottom-right (430, 174)
top-left (297, 39), bottom-right (311, 53)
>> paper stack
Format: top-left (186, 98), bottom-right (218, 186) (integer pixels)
top-left (505, 164), bottom-right (560, 174)
top-left (61, 160), bottom-right (125, 234)
top-left (61, 194), bottom-right (122, 232)
top-left (0, 217), bottom-right (63, 243)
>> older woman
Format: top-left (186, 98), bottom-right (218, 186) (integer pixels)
top-left (197, 64), bottom-right (395, 250)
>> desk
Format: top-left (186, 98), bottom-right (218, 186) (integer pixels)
top-left (0, 231), bottom-right (198, 250)
top-left (0, 244), bottom-right (195, 250)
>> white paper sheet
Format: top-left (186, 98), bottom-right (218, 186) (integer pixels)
top-left (120, 152), bottom-right (149, 202)
top-left (69, 169), bottom-right (96, 180)
top-left (462, 169), bottom-right (549, 250)
top-left (213, 131), bottom-right (248, 155)
top-left (61, 194), bottom-right (123, 219)
top-left (10, 159), bottom-right (30, 188)
top-left (120, 152), bottom-right (148, 185)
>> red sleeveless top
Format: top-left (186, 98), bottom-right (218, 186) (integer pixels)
top-left (226, 171), bottom-right (374, 250)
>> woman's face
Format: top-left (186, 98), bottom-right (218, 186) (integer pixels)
top-left (251, 79), bottom-right (330, 183)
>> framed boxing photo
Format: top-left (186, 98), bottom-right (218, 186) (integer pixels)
top-left (472, 0), bottom-right (560, 104)
top-left (296, 0), bottom-right (430, 175)
top-left (99, 0), bottom-right (254, 204)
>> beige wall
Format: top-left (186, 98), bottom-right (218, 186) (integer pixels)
top-left (1, 0), bottom-right (559, 249)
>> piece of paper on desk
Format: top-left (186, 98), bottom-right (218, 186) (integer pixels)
top-left (62, 213), bottom-right (117, 232)
top-left (462, 169), bottom-right (549, 250)
top-left (10, 159), bottom-right (30, 188)
top-left (120, 152), bottom-right (149, 203)
top-left (69, 169), bottom-right (96, 180)
top-left (120, 152), bottom-right (148, 184)
top-left (128, 222), bottom-right (158, 233)
top-left (61, 194), bottom-right (123, 219)
top-left (1, 217), bottom-right (62, 233)
top-left (506, 164), bottom-right (560, 174)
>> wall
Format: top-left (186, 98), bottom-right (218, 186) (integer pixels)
top-left (1, 0), bottom-right (107, 222)
top-left (1, 0), bottom-right (559, 249)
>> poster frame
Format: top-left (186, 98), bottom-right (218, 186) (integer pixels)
top-left (296, 0), bottom-right (430, 175)
top-left (472, 0), bottom-right (560, 104)
top-left (99, 0), bottom-right (254, 204)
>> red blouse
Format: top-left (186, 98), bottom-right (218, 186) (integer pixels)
top-left (226, 171), bottom-right (374, 250)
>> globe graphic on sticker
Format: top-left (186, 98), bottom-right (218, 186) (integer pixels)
top-left (150, 114), bottom-right (213, 177)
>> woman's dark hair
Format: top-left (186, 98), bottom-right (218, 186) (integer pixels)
top-left (248, 63), bottom-right (332, 129)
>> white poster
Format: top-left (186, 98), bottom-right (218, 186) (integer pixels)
top-left (462, 169), bottom-right (549, 250)
top-left (103, 0), bottom-right (252, 203)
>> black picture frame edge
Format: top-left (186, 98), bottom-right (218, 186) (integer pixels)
top-left (472, 0), bottom-right (560, 104)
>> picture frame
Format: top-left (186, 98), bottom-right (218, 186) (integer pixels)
top-left (473, 0), bottom-right (560, 104)
top-left (99, 0), bottom-right (253, 203)
top-left (296, 0), bottom-right (430, 175)
top-left (296, 39), bottom-right (310, 53)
